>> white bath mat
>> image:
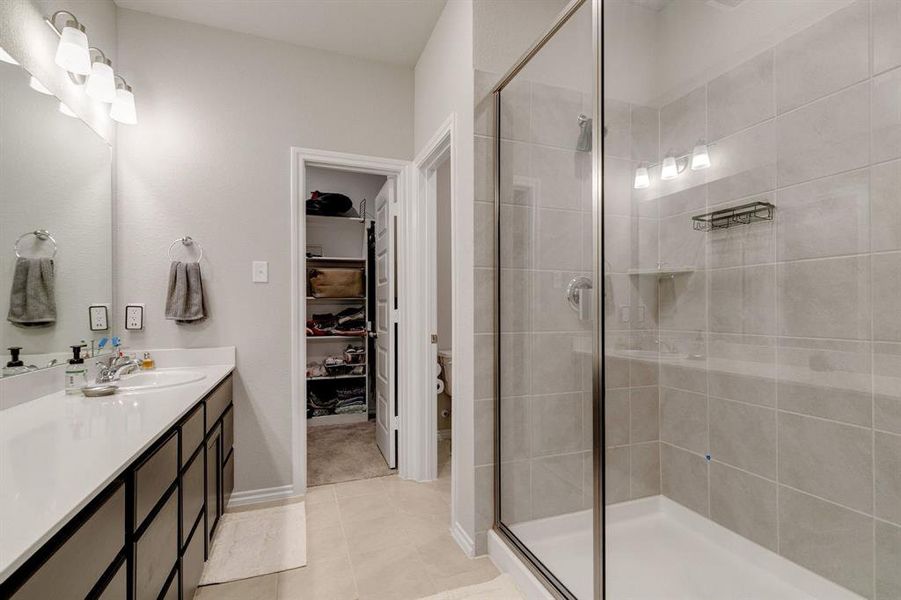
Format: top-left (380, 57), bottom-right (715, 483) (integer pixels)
top-left (199, 501), bottom-right (307, 585)
top-left (419, 574), bottom-right (523, 600)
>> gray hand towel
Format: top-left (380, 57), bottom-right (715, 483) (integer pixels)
top-left (7, 257), bottom-right (56, 327)
top-left (165, 261), bottom-right (207, 323)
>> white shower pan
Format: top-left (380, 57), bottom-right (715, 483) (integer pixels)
top-left (508, 496), bottom-right (863, 600)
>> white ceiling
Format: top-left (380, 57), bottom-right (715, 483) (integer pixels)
top-left (114, 0), bottom-right (448, 66)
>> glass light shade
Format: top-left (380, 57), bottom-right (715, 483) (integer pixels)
top-left (0, 47), bottom-right (18, 65)
top-left (633, 166), bottom-right (650, 189)
top-left (85, 60), bottom-right (116, 103)
top-left (58, 102), bottom-right (77, 118)
top-left (109, 86), bottom-right (137, 124)
top-left (29, 76), bottom-right (53, 95)
top-left (54, 22), bottom-right (91, 75)
top-left (690, 143), bottom-right (711, 170)
top-left (661, 155), bottom-right (679, 180)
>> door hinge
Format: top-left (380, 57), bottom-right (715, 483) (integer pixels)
top-left (431, 333), bottom-right (438, 344)
top-left (391, 415), bottom-right (400, 430)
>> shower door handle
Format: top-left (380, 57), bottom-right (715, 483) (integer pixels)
top-left (566, 276), bottom-right (593, 321)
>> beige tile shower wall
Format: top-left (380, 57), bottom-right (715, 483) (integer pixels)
top-left (635, 2), bottom-right (901, 597)
top-left (473, 69), bottom-right (596, 545)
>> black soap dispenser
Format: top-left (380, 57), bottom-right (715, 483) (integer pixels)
top-left (3, 347), bottom-right (26, 377)
top-left (65, 345), bottom-right (87, 394)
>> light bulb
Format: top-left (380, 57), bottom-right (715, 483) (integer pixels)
top-left (85, 58), bottom-right (116, 103)
top-left (0, 46), bottom-right (18, 65)
top-left (58, 102), bottom-right (77, 118)
top-left (690, 143), bottom-right (711, 170)
top-left (29, 76), bottom-right (53, 95)
top-left (54, 21), bottom-right (91, 75)
top-left (633, 166), bottom-right (650, 189)
top-left (110, 84), bottom-right (137, 125)
top-left (661, 156), bottom-right (679, 180)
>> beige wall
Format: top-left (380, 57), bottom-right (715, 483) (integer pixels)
top-left (114, 8), bottom-right (414, 494)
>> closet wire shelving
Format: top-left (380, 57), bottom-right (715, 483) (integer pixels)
top-left (305, 201), bottom-right (373, 426)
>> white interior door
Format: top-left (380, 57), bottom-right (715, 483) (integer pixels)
top-left (374, 178), bottom-right (397, 468)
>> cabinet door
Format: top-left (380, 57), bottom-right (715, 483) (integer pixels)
top-left (134, 490), bottom-right (178, 600)
top-left (182, 514), bottom-right (205, 600)
top-left (134, 432), bottom-right (178, 529)
top-left (223, 450), bottom-right (234, 510)
top-left (181, 448), bottom-right (205, 549)
top-left (205, 425), bottom-right (221, 550)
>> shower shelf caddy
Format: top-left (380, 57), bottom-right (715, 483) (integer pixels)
top-left (692, 201), bottom-right (775, 231)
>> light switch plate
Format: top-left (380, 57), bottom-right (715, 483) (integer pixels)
top-left (88, 304), bottom-right (110, 331)
top-left (252, 261), bottom-right (269, 283)
top-left (125, 304), bottom-right (145, 330)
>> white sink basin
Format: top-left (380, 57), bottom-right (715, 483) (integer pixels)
top-left (117, 369), bottom-right (206, 392)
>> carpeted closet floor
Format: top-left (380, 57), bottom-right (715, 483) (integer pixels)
top-left (307, 420), bottom-right (395, 486)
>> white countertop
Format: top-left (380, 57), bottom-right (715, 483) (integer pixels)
top-left (0, 357), bottom-right (234, 582)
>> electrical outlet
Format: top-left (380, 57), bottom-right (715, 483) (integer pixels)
top-left (88, 304), bottom-right (110, 331)
top-left (125, 304), bottom-right (145, 330)
top-left (252, 261), bottom-right (269, 283)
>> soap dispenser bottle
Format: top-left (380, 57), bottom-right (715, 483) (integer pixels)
top-left (3, 347), bottom-right (27, 377)
top-left (65, 345), bottom-right (88, 394)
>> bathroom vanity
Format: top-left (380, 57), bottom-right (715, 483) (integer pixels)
top-left (0, 353), bottom-right (235, 600)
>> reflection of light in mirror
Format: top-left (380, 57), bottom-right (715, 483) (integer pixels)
top-left (0, 46), bottom-right (18, 65)
top-left (633, 166), bottom-right (650, 189)
top-left (660, 155), bottom-right (678, 180)
top-left (29, 76), bottom-right (53, 95)
top-left (54, 21), bottom-right (91, 75)
top-left (690, 143), bottom-right (711, 171)
top-left (58, 102), bottom-right (77, 118)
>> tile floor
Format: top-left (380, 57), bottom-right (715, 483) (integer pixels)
top-left (196, 441), bottom-right (499, 600)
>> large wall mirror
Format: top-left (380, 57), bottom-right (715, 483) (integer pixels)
top-left (0, 56), bottom-right (113, 376)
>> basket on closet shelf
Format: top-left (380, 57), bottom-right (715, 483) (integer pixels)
top-left (307, 268), bottom-right (364, 298)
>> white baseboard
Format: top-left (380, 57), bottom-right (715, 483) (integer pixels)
top-left (450, 520), bottom-right (476, 558)
top-left (488, 530), bottom-right (554, 600)
top-left (437, 428), bottom-right (452, 442)
top-left (227, 484), bottom-right (295, 508)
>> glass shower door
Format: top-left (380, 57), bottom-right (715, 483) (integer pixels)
top-left (494, 1), bottom-right (599, 598)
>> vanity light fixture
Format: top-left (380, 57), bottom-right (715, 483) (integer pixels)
top-left (29, 76), bottom-right (53, 96)
top-left (633, 166), bottom-right (650, 189)
top-left (0, 46), bottom-right (19, 66)
top-left (47, 12), bottom-right (91, 75)
top-left (690, 142), bottom-right (711, 171)
top-left (109, 75), bottom-right (137, 125)
top-left (85, 51), bottom-right (116, 103)
top-left (660, 155), bottom-right (679, 180)
top-left (58, 102), bottom-right (77, 118)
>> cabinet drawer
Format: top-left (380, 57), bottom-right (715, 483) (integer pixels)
top-left (134, 432), bottom-right (178, 529)
top-left (182, 516), bottom-right (205, 600)
top-left (10, 483), bottom-right (124, 600)
top-left (134, 490), bottom-right (178, 600)
top-left (206, 376), bottom-right (232, 432)
top-left (223, 450), bottom-right (235, 510)
top-left (180, 403), bottom-right (205, 467)
top-left (96, 560), bottom-right (126, 600)
top-left (222, 405), bottom-right (234, 457)
top-left (181, 447), bottom-right (205, 548)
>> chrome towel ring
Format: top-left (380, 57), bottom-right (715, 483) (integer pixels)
top-left (14, 229), bottom-right (58, 259)
top-left (167, 236), bottom-right (204, 262)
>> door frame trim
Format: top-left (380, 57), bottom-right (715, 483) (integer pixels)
top-left (289, 146), bottom-right (410, 494)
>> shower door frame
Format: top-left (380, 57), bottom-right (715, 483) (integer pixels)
top-left (490, 0), bottom-right (605, 598)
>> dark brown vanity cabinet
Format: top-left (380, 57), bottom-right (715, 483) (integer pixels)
top-left (1, 374), bottom-right (234, 600)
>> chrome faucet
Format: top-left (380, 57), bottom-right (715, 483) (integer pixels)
top-left (96, 355), bottom-right (141, 383)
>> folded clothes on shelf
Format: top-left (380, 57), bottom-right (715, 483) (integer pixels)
top-left (306, 307), bottom-right (367, 336)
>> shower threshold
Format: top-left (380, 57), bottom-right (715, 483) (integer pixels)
top-left (508, 496), bottom-right (863, 600)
